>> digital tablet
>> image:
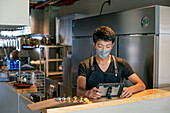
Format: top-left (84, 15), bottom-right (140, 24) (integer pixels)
top-left (97, 83), bottom-right (124, 97)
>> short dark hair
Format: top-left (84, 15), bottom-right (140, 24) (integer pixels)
top-left (93, 26), bottom-right (115, 44)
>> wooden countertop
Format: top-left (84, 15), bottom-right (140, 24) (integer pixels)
top-left (3, 82), bottom-right (37, 94)
top-left (44, 89), bottom-right (170, 113)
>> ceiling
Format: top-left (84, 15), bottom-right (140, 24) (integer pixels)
top-left (30, 0), bottom-right (80, 9)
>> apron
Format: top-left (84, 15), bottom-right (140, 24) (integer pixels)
top-left (86, 56), bottom-right (119, 90)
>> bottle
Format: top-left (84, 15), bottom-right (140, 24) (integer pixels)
top-left (14, 59), bottom-right (19, 70)
top-left (30, 72), bottom-right (36, 86)
top-left (7, 59), bottom-right (14, 70)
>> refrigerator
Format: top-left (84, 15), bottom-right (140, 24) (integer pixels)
top-left (68, 5), bottom-right (170, 96)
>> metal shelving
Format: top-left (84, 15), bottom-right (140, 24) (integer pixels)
top-left (23, 71), bottom-right (45, 100)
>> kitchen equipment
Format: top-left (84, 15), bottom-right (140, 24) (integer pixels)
top-left (0, 72), bottom-right (16, 82)
top-left (45, 35), bottom-right (52, 45)
top-left (69, 5), bottom-right (170, 96)
top-left (46, 78), bottom-right (61, 99)
top-left (25, 36), bottom-right (32, 46)
top-left (49, 84), bottom-right (56, 98)
top-left (40, 35), bottom-right (53, 45)
top-left (40, 36), bottom-right (46, 45)
top-left (32, 39), bottom-right (40, 47)
top-left (13, 82), bottom-right (32, 88)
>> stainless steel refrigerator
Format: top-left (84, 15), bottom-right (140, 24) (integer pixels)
top-left (67, 5), bottom-right (170, 96)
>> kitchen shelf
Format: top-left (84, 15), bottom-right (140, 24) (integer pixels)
top-left (22, 46), bottom-right (39, 49)
top-left (48, 72), bottom-right (63, 76)
top-left (39, 45), bottom-right (66, 78)
top-left (48, 59), bottom-right (63, 62)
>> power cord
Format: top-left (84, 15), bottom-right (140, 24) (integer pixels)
top-left (99, 0), bottom-right (111, 15)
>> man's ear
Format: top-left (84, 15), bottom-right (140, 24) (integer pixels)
top-left (93, 42), bottom-right (96, 48)
top-left (112, 43), bottom-right (114, 47)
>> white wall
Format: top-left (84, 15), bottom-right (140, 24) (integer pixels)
top-left (60, 0), bottom-right (170, 17)
top-left (0, 0), bottom-right (29, 26)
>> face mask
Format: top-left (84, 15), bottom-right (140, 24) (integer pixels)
top-left (96, 49), bottom-right (111, 59)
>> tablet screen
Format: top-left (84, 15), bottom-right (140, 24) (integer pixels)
top-left (97, 83), bottom-right (124, 97)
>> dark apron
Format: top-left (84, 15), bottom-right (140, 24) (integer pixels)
top-left (86, 56), bottom-right (119, 90)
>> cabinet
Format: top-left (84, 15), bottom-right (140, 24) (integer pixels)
top-left (39, 45), bottom-right (66, 78)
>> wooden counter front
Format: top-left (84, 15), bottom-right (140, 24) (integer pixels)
top-left (44, 89), bottom-right (170, 113)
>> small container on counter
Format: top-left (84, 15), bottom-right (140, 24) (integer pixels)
top-left (7, 59), bottom-right (14, 70)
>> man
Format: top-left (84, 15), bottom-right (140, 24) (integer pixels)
top-left (77, 26), bottom-right (146, 99)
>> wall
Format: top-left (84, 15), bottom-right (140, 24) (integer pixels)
top-left (60, 0), bottom-right (170, 17)
top-left (0, 0), bottom-right (29, 26)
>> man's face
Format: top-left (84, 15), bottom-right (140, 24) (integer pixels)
top-left (93, 40), bottom-right (114, 50)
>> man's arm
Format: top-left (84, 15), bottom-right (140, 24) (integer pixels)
top-left (120, 73), bottom-right (146, 98)
top-left (77, 76), bottom-right (87, 96)
top-left (77, 76), bottom-right (102, 99)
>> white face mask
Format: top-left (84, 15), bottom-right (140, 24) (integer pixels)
top-left (96, 49), bottom-right (111, 59)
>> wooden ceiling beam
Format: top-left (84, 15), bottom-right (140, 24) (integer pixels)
top-left (35, 0), bottom-right (53, 9)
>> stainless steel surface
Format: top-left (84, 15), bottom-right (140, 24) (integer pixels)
top-left (44, 6), bottom-right (60, 38)
top-left (158, 34), bottom-right (170, 87)
top-left (159, 6), bottom-right (170, 34)
top-left (73, 6), bottom-right (156, 36)
top-left (0, 83), bottom-right (40, 113)
top-left (153, 35), bottom-right (159, 88)
top-left (31, 6), bottom-right (60, 37)
top-left (71, 37), bottom-right (94, 86)
top-left (118, 35), bottom-right (154, 88)
top-left (0, 25), bottom-right (25, 31)
top-left (0, 72), bottom-right (16, 82)
top-left (18, 94), bottom-right (20, 113)
top-left (31, 9), bottom-right (44, 34)
top-left (63, 57), bottom-right (72, 95)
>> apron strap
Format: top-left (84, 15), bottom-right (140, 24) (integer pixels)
top-left (112, 55), bottom-right (118, 76)
top-left (90, 56), bottom-right (94, 71)
top-left (90, 55), bottom-right (118, 76)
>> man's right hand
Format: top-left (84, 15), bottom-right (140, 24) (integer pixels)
top-left (87, 87), bottom-right (102, 99)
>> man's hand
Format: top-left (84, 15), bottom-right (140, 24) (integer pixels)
top-left (120, 87), bottom-right (133, 98)
top-left (86, 87), bottom-right (102, 99)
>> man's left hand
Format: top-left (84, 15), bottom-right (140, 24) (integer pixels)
top-left (120, 87), bottom-right (133, 98)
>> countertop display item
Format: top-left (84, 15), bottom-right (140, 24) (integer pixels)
top-left (27, 96), bottom-right (92, 111)
top-left (13, 82), bottom-right (32, 88)
top-left (40, 35), bottom-right (54, 45)
top-left (21, 64), bottom-right (35, 70)
top-left (7, 59), bottom-right (14, 70)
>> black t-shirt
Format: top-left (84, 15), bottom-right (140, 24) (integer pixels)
top-left (78, 56), bottom-right (135, 89)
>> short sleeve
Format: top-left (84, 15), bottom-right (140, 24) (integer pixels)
top-left (78, 61), bottom-right (87, 77)
top-left (121, 59), bottom-right (135, 80)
